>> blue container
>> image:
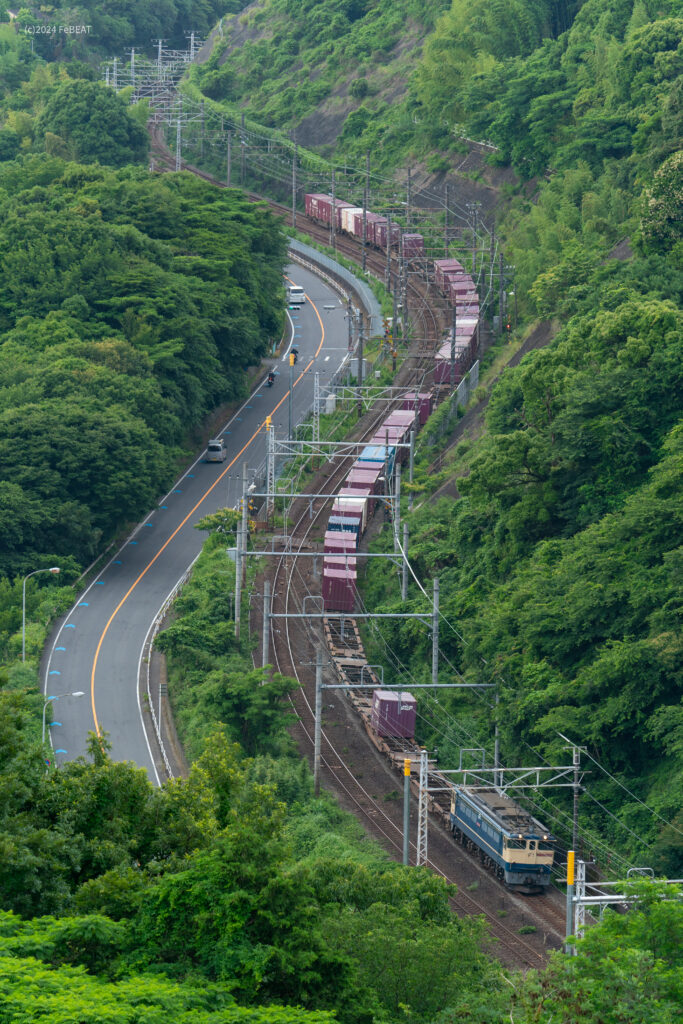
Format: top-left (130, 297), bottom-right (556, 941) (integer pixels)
top-left (360, 444), bottom-right (396, 475)
top-left (327, 515), bottom-right (360, 538)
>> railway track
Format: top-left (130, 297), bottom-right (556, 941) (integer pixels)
top-left (149, 128), bottom-right (443, 356)
top-left (150, 124), bottom-right (566, 966)
top-left (250, 424), bottom-right (564, 968)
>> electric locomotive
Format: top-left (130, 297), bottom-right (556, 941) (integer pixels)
top-left (450, 786), bottom-right (555, 891)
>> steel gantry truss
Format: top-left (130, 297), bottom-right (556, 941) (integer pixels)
top-left (564, 855), bottom-right (682, 953)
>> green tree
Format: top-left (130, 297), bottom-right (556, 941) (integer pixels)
top-left (35, 80), bottom-right (148, 166)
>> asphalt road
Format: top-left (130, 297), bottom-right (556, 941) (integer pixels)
top-left (43, 263), bottom-right (351, 782)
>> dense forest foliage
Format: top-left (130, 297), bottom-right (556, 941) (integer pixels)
top-left (348, 2), bottom-right (683, 877)
top-left (3, 1), bottom-right (247, 57)
top-left (0, 160), bottom-right (285, 580)
top-left (194, 0), bottom-right (446, 133)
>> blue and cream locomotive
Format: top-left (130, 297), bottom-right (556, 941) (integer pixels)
top-left (450, 787), bottom-right (555, 890)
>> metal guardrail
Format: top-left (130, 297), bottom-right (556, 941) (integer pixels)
top-left (288, 238), bottom-right (383, 337)
top-left (143, 557), bottom-right (200, 779)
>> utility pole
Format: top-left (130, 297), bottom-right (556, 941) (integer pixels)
top-left (450, 305), bottom-right (457, 388)
top-left (403, 758), bottom-right (411, 865)
top-left (241, 460), bottom-right (249, 578)
top-left (313, 371), bottom-right (320, 448)
top-left (347, 299), bottom-right (353, 351)
top-left (357, 315), bottom-right (364, 417)
top-left (292, 134), bottom-right (298, 229)
top-left (175, 117), bottom-right (181, 172)
top-left (498, 253), bottom-right (505, 336)
top-left (489, 230), bottom-right (495, 317)
top-left (288, 352), bottom-right (295, 440)
top-left (386, 211), bottom-right (392, 291)
top-left (409, 428), bottom-right (415, 486)
top-left (472, 203), bottom-right (478, 275)
top-left (431, 578), bottom-right (439, 686)
top-left (262, 579), bottom-right (270, 668)
top-left (393, 462), bottom-right (401, 553)
top-left (330, 168), bottom-right (336, 248)
top-left (314, 650), bottom-right (323, 796)
top-left (572, 745), bottom-right (581, 855)
top-left (265, 416), bottom-right (274, 522)
top-left (130, 48), bottom-right (135, 94)
top-left (240, 112), bottom-right (246, 186)
top-left (406, 166), bottom-right (412, 229)
top-left (200, 99), bottom-right (205, 159)
top-left (362, 152), bottom-right (369, 272)
top-left (226, 131), bottom-right (232, 186)
top-left (493, 689), bottom-right (500, 787)
top-left (416, 749), bottom-right (428, 866)
top-left (234, 522), bottom-right (242, 639)
top-left (444, 183), bottom-right (450, 255)
top-left (401, 522), bottom-right (409, 601)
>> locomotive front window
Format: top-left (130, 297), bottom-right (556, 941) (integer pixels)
top-left (539, 841), bottom-right (554, 850)
top-left (505, 838), bottom-right (526, 849)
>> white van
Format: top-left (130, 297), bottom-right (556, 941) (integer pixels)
top-left (287, 285), bottom-right (306, 305)
top-left (206, 438), bottom-right (227, 463)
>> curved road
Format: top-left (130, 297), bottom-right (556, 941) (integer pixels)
top-left (44, 263), bottom-right (351, 782)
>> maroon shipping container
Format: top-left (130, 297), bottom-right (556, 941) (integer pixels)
top-left (382, 410), bottom-right (417, 431)
top-left (322, 567), bottom-right (356, 613)
top-left (402, 391), bottom-right (433, 426)
top-left (435, 341), bottom-right (471, 384)
top-left (324, 530), bottom-right (357, 555)
top-left (350, 209), bottom-right (382, 242)
top-left (402, 233), bottom-right (424, 259)
top-left (323, 555), bottom-right (357, 572)
top-left (305, 193), bottom-right (333, 224)
top-left (448, 279), bottom-right (476, 295)
top-left (334, 199), bottom-right (354, 230)
top-left (434, 258), bottom-right (465, 293)
top-left (373, 218), bottom-right (401, 250)
top-left (370, 425), bottom-right (407, 445)
top-left (371, 689), bottom-right (417, 738)
top-left (347, 464), bottom-right (383, 492)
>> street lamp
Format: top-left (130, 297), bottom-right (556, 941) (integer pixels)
top-left (22, 567), bottom-right (60, 662)
top-left (42, 691), bottom-right (85, 745)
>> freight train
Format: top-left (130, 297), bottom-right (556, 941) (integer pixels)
top-left (319, 394), bottom-right (555, 891)
top-left (304, 192), bottom-right (480, 386)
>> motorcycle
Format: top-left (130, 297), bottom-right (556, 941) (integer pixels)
top-left (266, 371), bottom-right (275, 387)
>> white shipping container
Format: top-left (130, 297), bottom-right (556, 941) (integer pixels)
top-left (341, 207), bottom-right (363, 234)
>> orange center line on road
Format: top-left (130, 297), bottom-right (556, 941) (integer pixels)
top-left (90, 294), bottom-right (326, 736)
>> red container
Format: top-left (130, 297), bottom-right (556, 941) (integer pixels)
top-left (373, 219), bottom-right (401, 250)
top-left (402, 233), bottom-right (424, 259)
top-left (323, 555), bottom-right (357, 571)
top-left (435, 340), bottom-right (472, 384)
top-left (402, 392), bottom-right (433, 425)
top-left (305, 193), bottom-right (332, 224)
top-left (435, 258), bottom-right (465, 293)
top-left (383, 410), bottom-right (417, 431)
top-left (350, 209), bottom-right (381, 242)
top-left (371, 689), bottom-right (417, 738)
top-left (322, 567), bottom-right (356, 612)
top-left (370, 425), bottom-right (406, 445)
top-left (324, 529), bottom-right (357, 555)
top-left (347, 465), bottom-right (383, 492)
